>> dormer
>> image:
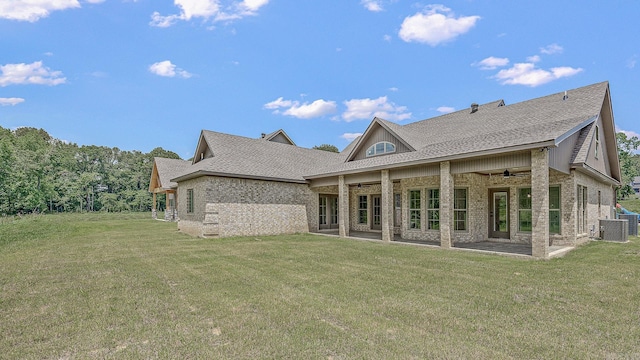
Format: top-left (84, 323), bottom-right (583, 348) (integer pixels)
top-left (260, 129), bottom-right (296, 146)
top-left (346, 117), bottom-right (415, 162)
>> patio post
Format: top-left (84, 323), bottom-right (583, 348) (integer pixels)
top-left (338, 175), bottom-right (350, 238)
top-left (440, 161), bottom-right (454, 248)
top-left (381, 169), bottom-right (393, 243)
top-left (531, 148), bottom-right (550, 259)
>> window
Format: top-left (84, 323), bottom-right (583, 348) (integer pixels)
top-left (594, 126), bottom-right (600, 159)
top-left (409, 190), bottom-right (421, 229)
top-left (186, 189), bottom-right (194, 213)
top-left (427, 189), bottom-right (440, 230)
top-left (366, 141), bottom-right (396, 157)
top-left (319, 196), bottom-right (327, 225)
top-left (518, 188), bottom-right (532, 232)
top-left (518, 186), bottom-right (561, 233)
top-left (454, 188), bottom-right (467, 231)
top-left (549, 186), bottom-right (561, 234)
top-left (358, 195), bottom-right (368, 224)
top-left (577, 185), bottom-right (587, 233)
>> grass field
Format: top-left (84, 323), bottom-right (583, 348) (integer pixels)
top-left (1, 213), bottom-right (639, 359)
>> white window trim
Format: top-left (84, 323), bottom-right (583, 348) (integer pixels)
top-left (366, 141), bottom-right (396, 157)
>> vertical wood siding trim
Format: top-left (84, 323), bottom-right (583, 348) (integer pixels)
top-left (352, 124), bottom-right (410, 161)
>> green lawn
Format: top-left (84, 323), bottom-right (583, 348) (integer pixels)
top-left (619, 194), bottom-right (640, 214)
top-left (1, 213), bottom-right (639, 359)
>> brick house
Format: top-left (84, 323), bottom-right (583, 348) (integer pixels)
top-left (150, 82), bottom-right (621, 259)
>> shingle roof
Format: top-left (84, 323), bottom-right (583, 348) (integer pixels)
top-left (168, 81), bottom-right (610, 184)
top-left (173, 130), bottom-right (345, 183)
top-left (153, 157), bottom-right (191, 189)
top-left (306, 81), bottom-right (608, 178)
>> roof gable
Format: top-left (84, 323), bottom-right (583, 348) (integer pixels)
top-left (345, 117), bottom-right (415, 162)
top-left (570, 85), bottom-right (621, 182)
top-left (149, 157), bottom-right (191, 192)
top-left (261, 129), bottom-right (296, 145)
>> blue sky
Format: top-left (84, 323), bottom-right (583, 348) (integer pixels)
top-left (1, 1), bottom-right (639, 158)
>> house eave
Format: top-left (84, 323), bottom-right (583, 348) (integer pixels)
top-left (571, 163), bottom-right (621, 186)
top-left (172, 170), bottom-right (308, 184)
top-left (305, 140), bottom-right (557, 180)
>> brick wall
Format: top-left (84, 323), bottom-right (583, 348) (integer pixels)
top-left (177, 175), bottom-right (316, 238)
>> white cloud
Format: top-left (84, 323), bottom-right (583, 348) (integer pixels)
top-left (0, 98), bottom-right (25, 106)
top-left (342, 96), bottom-right (411, 122)
top-left (361, 0), bottom-right (383, 12)
top-left (494, 62), bottom-right (583, 87)
top-left (473, 56), bottom-right (509, 70)
top-left (0, 0), bottom-right (104, 22)
top-left (148, 60), bottom-right (192, 78)
top-left (0, 61), bottom-right (66, 87)
top-left (526, 55), bottom-right (541, 63)
top-left (341, 132), bottom-right (363, 141)
top-left (540, 43), bottom-right (563, 55)
top-left (436, 106), bottom-right (455, 114)
top-left (398, 5), bottom-right (480, 46)
top-left (383, 34), bottom-right (392, 42)
top-left (388, 87), bottom-right (398, 92)
top-left (264, 97), bottom-right (293, 110)
top-left (264, 97), bottom-right (337, 119)
top-left (150, 0), bottom-right (269, 27)
top-left (627, 55), bottom-right (637, 69)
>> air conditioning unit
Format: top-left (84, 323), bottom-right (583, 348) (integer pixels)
top-left (599, 219), bottom-right (629, 242)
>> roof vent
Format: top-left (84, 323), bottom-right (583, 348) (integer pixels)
top-left (470, 103), bottom-right (479, 113)
top-left (562, 90), bottom-right (568, 101)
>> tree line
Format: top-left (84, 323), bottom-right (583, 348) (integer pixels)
top-left (0, 125), bottom-right (638, 216)
top-left (0, 126), bottom-right (180, 215)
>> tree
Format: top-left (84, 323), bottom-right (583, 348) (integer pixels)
top-left (616, 132), bottom-right (640, 200)
top-left (312, 144), bottom-right (339, 153)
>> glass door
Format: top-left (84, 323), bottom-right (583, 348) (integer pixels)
top-left (489, 189), bottom-right (509, 239)
top-left (372, 195), bottom-right (382, 230)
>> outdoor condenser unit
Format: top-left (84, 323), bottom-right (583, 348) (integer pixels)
top-left (599, 219), bottom-right (629, 242)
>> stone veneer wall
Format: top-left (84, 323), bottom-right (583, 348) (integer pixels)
top-left (177, 176), bottom-right (316, 238)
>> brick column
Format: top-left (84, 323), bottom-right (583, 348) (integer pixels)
top-left (338, 175), bottom-right (350, 238)
top-left (440, 161), bottom-right (454, 248)
top-left (531, 148), bottom-right (549, 259)
top-left (381, 169), bottom-right (393, 243)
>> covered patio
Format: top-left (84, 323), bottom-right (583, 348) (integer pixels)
top-left (314, 230), bottom-right (574, 258)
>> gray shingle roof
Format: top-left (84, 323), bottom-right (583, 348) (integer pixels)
top-left (168, 81), bottom-right (610, 183)
top-left (306, 81), bottom-right (608, 178)
top-left (153, 157), bottom-right (192, 189)
top-left (173, 130), bottom-right (345, 183)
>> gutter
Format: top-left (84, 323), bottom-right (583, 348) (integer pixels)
top-left (571, 163), bottom-right (621, 186)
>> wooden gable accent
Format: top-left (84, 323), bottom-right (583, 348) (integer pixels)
top-left (346, 118), bottom-right (414, 162)
top-left (149, 161), bottom-right (161, 192)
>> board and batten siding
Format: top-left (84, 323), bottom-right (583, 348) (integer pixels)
top-left (549, 130), bottom-right (581, 174)
top-left (450, 152), bottom-right (531, 174)
top-left (269, 133), bottom-right (292, 145)
top-left (351, 124), bottom-right (411, 161)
